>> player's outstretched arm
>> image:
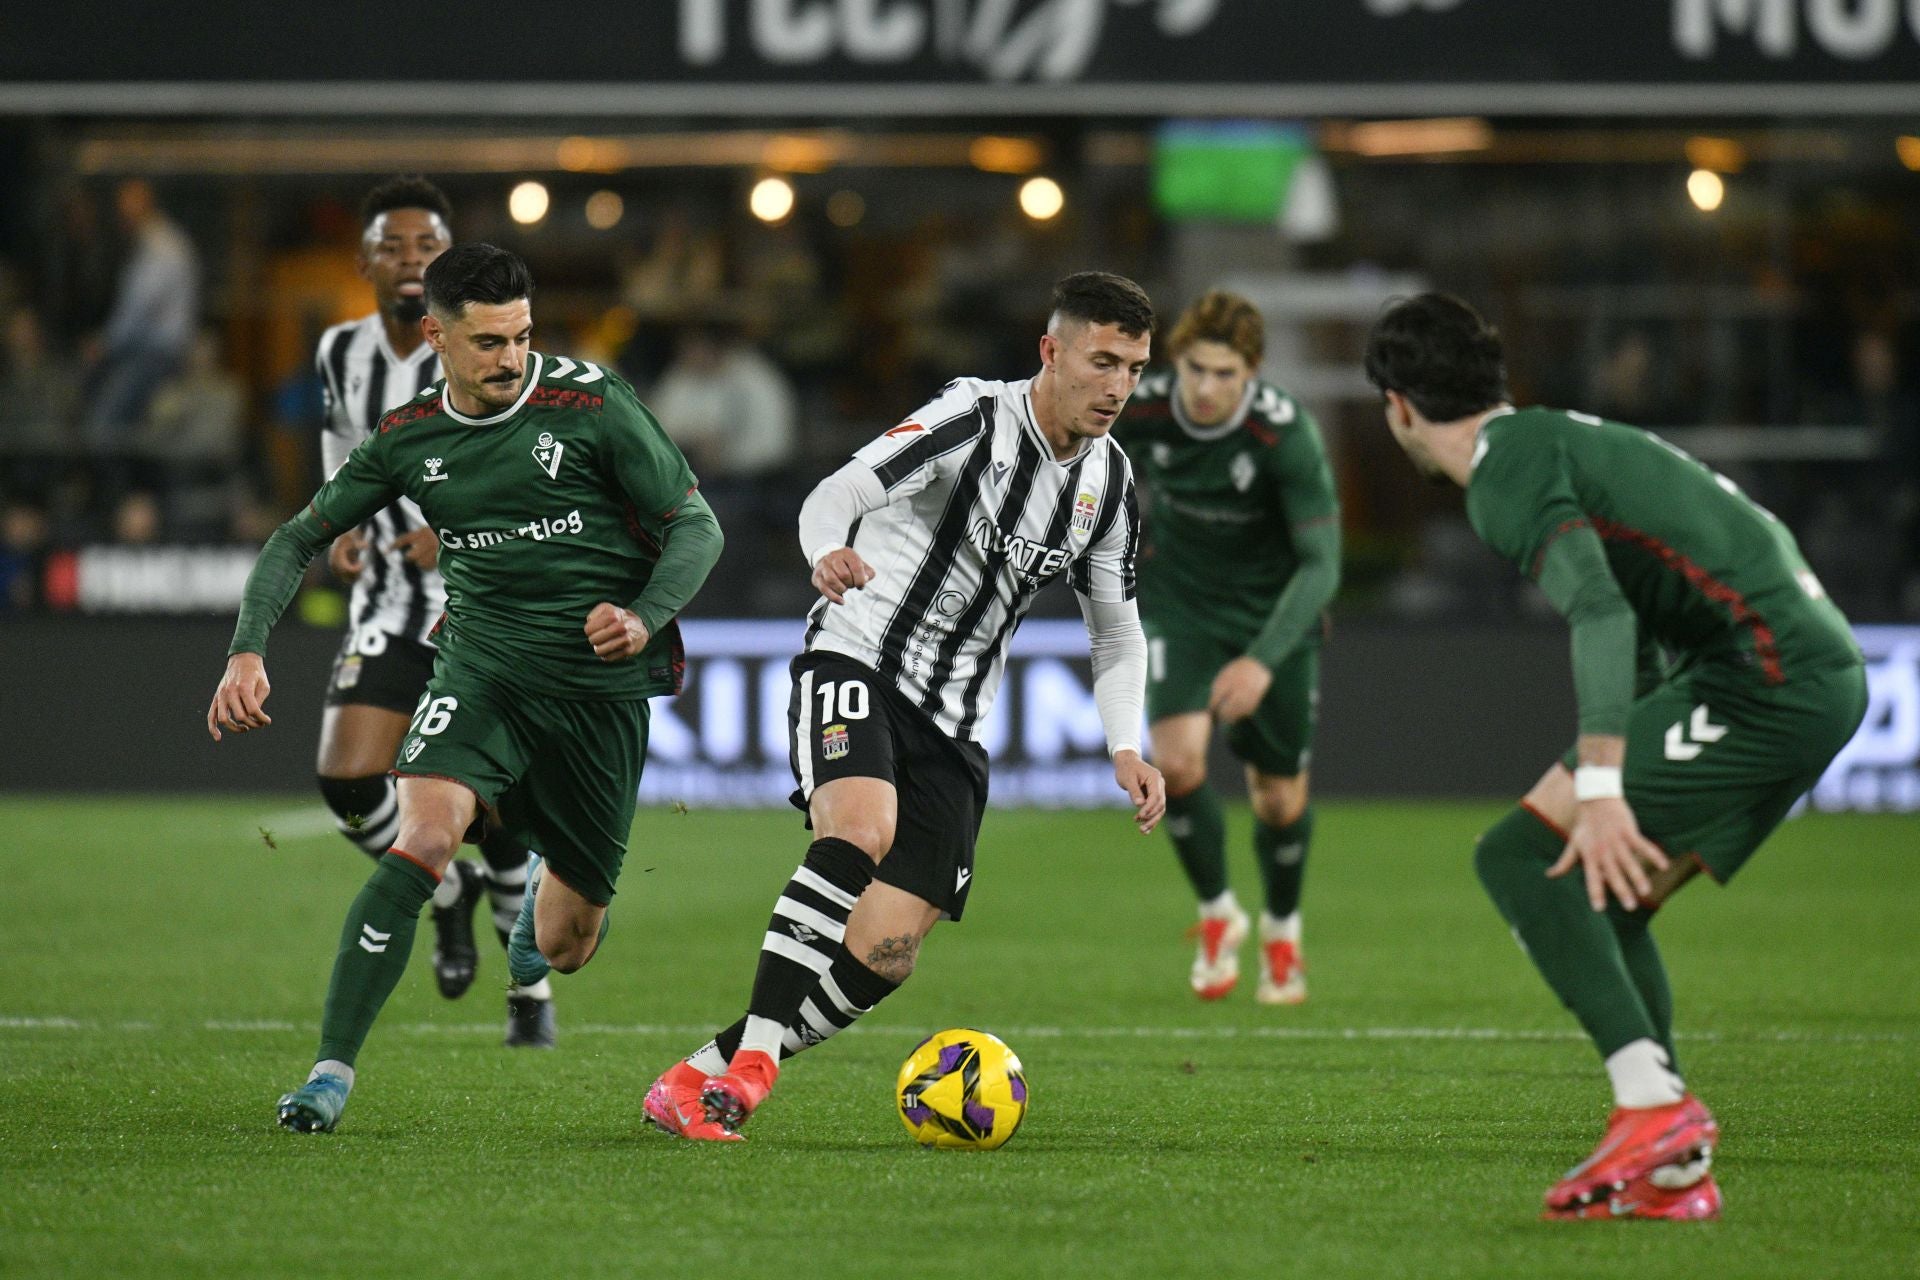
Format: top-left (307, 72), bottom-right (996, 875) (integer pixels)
top-left (208, 509), bottom-right (336, 742)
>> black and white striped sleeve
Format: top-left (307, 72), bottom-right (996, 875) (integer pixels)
top-left (851, 380), bottom-right (991, 499)
top-left (316, 328), bottom-right (356, 479)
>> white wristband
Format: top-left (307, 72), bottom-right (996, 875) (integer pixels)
top-left (1573, 765), bottom-right (1624, 802)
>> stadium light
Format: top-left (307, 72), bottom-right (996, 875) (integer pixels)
top-left (585, 190), bottom-right (624, 230)
top-left (1687, 168), bottom-right (1725, 213)
top-left (750, 176), bottom-right (796, 224)
top-left (1019, 176), bottom-right (1064, 222)
top-left (1898, 136), bottom-right (1920, 172)
top-left (508, 180), bottom-right (550, 225)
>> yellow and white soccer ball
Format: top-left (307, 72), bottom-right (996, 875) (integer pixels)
top-left (895, 1027), bottom-right (1028, 1151)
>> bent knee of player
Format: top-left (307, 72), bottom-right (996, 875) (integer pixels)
top-left (538, 913), bottom-right (603, 973)
top-left (1249, 773), bottom-right (1308, 826)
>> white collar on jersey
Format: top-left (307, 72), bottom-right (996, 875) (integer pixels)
top-left (441, 352), bottom-right (544, 426)
top-left (1020, 381), bottom-right (1101, 467)
top-left (1169, 377), bottom-right (1257, 442)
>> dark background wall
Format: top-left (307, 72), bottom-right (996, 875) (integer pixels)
top-left (0, 618), bottom-right (1575, 798)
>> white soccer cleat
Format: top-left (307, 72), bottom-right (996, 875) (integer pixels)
top-left (1187, 902), bottom-right (1250, 1000)
top-left (1257, 914), bottom-right (1307, 1005)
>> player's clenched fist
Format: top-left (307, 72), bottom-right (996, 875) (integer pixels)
top-left (585, 602), bottom-right (650, 661)
top-left (207, 652), bottom-right (273, 742)
top-left (812, 547), bottom-right (875, 605)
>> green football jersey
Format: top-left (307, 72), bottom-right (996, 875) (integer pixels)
top-left (1466, 407), bottom-right (1859, 687)
top-left (308, 353), bottom-right (699, 699)
top-left (1116, 372), bottom-right (1339, 641)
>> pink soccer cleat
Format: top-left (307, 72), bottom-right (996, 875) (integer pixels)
top-left (1545, 1094), bottom-right (1719, 1212)
top-left (643, 1059), bottom-right (743, 1142)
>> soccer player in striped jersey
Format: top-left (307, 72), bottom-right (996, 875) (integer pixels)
top-left (1115, 291), bottom-right (1340, 1005)
top-left (1365, 294), bottom-right (1866, 1220)
top-left (644, 272), bottom-right (1168, 1141)
top-left (312, 178), bottom-right (552, 1046)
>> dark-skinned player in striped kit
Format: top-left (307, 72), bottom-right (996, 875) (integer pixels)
top-left (1364, 293), bottom-right (1865, 1221)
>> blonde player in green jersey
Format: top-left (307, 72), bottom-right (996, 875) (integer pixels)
top-left (207, 244), bottom-right (724, 1134)
top-left (1365, 293), bottom-right (1866, 1221)
top-left (1114, 292), bottom-right (1340, 1004)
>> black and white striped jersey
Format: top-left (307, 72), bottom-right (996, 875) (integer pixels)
top-left (804, 375), bottom-right (1140, 741)
top-left (316, 314), bottom-right (446, 646)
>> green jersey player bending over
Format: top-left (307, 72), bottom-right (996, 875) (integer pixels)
top-left (1365, 293), bottom-right (1865, 1222)
top-left (207, 244), bottom-right (724, 1134)
top-left (1114, 291), bottom-right (1340, 1005)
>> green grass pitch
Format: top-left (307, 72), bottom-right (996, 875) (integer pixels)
top-left (2, 797), bottom-right (1916, 1279)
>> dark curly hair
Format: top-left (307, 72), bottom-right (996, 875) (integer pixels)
top-left (424, 243), bottom-right (533, 318)
top-left (1363, 293), bottom-right (1508, 422)
top-left (360, 175), bottom-right (452, 230)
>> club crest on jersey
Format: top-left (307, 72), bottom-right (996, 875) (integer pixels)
top-left (423, 457), bottom-right (449, 483)
top-left (1230, 452), bottom-right (1256, 493)
top-left (1071, 490), bottom-right (1098, 538)
top-left (822, 723), bottom-right (851, 761)
top-left (1151, 442), bottom-right (1171, 468)
top-left (532, 432), bottom-right (564, 479)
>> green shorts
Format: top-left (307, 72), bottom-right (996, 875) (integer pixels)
top-left (392, 665), bottom-right (650, 906)
top-left (1143, 619), bottom-right (1318, 777)
top-left (1561, 662), bottom-right (1867, 883)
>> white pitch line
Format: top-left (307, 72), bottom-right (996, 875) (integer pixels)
top-left (1, 1017), bottom-right (1913, 1045)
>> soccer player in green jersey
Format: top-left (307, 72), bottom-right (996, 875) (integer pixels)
top-left (206, 244), bottom-right (724, 1134)
top-left (1364, 294), bottom-right (1867, 1221)
top-left (1115, 291), bottom-right (1340, 1004)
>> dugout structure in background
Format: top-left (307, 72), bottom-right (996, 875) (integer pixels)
top-left (5, 618), bottom-right (1913, 810)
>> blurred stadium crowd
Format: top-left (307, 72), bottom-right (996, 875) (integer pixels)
top-left (2, 142), bottom-right (1916, 622)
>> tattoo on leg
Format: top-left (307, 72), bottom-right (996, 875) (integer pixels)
top-left (864, 934), bottom-right (920, 983)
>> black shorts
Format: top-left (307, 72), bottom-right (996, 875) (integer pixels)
top-left (787, 651), bottom-right (990, 920)
top-left (324, 629), bottom-right (437, 715)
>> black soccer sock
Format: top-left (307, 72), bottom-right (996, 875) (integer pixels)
top-left (476, 826), bottom-right (533, 951)
top-left (1473, 806), bottom-right (1659, 1059)
top-left (698, 946), bottom-right (901, 1072)
top-left (1254, 806), bottom-right (1313, 919)
top-left (318, 774), bottom-right (399, 863)
top-left (737, 837), bottom-right (876, 1059)
top-left (1164, 785), bottom-right (1229, 902)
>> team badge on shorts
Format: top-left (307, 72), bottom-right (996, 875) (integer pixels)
top-left (533, 431), bottom-right (565, 479)
top-left (403, 736), bottom-right (426, 763)
top-left (822, 723), bottom-right (851, 761)
top-left (334, 655), bottom-right (363, 691)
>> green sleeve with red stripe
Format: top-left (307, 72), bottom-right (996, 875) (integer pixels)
top-left (1468, 423), bottom-right (1636, 737)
